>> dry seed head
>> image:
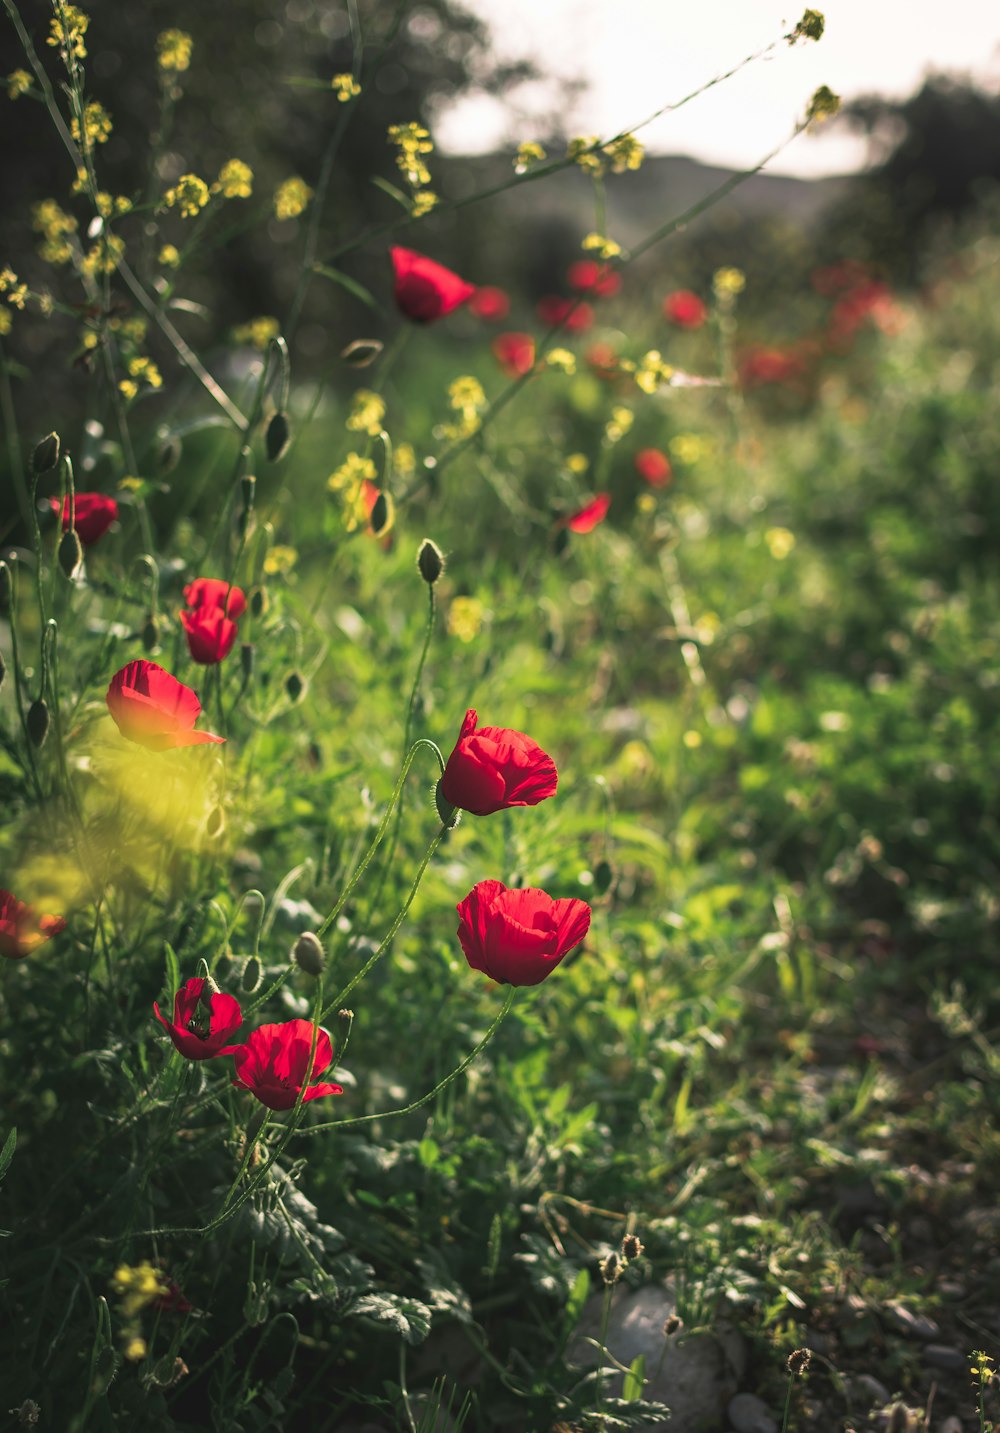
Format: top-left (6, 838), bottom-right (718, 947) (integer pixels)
top-left (787, 1348), bottom-right (812, 1375)
top-left (600, 1252), bottom-right (621, 1285)
top-left (621, 1233), bottom-right (643, 1262)
top-left (663, 1314), bottom-right (682, 1337)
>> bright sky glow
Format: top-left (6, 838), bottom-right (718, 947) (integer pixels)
top-left (434, 0), bottom-right (1000, 177)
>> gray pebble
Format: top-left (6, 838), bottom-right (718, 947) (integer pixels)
top-left (883, 1302), bottom-right (940, 1341)
top-left (848, 1373), bottom-right (891, 1407)
top-left (727, 1392), bottom-right (779, 1433)
top-left (923, 1345), bottom-right (966, 1372)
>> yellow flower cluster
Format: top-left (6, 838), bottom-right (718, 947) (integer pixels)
top-left (273, 176), bottom-right (313, 220)
top-left (605, 405), bottom-right (633, 442)
top-left (82, 233), bottom-right (125, 277)
top-left (332, 72), bottom-right (360, 102)
top-left (448, 596), bottom-right (485, 643)
top-left (566, 136), bottom-right (603, 174)
top-left (157, 29), bottom-right (193, 73)
top-left (582, 231), bottom-right (621, 261)
top-left (411, 190), bottom-right (438, 217)
top-left (327, 452), bottom-right (376, 495)
top-left (634, 350), bottom-right (673, 394)
top-left (514, 140), bottom-right (546, 173)
top-left (70, 99), bottom-right (112, 150)
top-left (33, 199), bottom-right (77, 266)
top-left (119, 354), bottom-right (162, 401)
top-left (670, 432), bottom-right (709, 465)
top-left (0, 310), bottom-right (11, 336)
top-left (6, 70), bottom-right (32, 100)
top-left (95, 192), bottom-right (131, 218)
top-left (713, 266), bottom-right (746, 300)
top-left (438, 375), bottom-right (486, 441)
top-left (545, 349), bottom-right (576, 375)
top-left (0, 268), bottom-right (29, 309)
top-left (47, 5), bottom-right (89, 60)
top-left (805, 85), bottom-right (840, 124)
top-left (565, 452), bottom-right (588, 475)
top-left (765, 527), bottom-right (796, 560)
top-left (111, 1262), bottom-right (168, 1320)
top-left (604, 133), bottom-right (644, 173)
top-left (232, 315), bottom-right (280, 350)
top-left (214, 159), bottom-right (253, 199)
top-left (346, 388), bottom-right (386, 437)
top-left (158, 243), bottom-right (180, 268)
top-left (394, 441), bottom-right (416, 477)
top-left (163, 173), bottom-right (210, 218)
top-left (263, 544), bottom-right (298, 577)
top-left (388, 122), bottom-right (433, 187)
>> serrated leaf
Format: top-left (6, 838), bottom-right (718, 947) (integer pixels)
top-left (351, 1293), bottom-right (432, 1345)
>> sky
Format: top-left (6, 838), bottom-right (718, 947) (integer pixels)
top-left (434, 0), bottom-right (1000, 178)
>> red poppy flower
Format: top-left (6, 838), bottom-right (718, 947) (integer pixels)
top-left (468, 285), bottom-right (510, 321)
top-left (179, 607), bottom-right (239, 665)
top-left (662, 290), bottom-right (707, 329)
top-left (231, 1019), bottom-right (343, 1110)
top-left (153, 975), bottom-right (242, 1060)
top-left (390, 246), bottom-right (476, 324)
top-left (456, 879), bottom-right (591, 986)
top-left (492, 332), bottom-right (536, 378)
top-left (182, 578), bottom-right (247, 620)
top-left (737, 344), bottom-right (806, 389)
top-left (536, 295), bottom-right (593, 332)
top-left (0, 889), bottom-right (66, 959)
top-left (49, 492), bottom-right (119, 547)
top-left (106, 660), bottom-right (225, 750)
top-left (567, 260), bottom-right (621, 298)
top-left (560, 493), bottom-right (611, 533)
top-left (439, 708), bottom-right (558, 817)
top-left (634, 448), bottom-right (672, 487)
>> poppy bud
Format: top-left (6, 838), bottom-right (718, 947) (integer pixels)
top-left (92, 1346), bottom-right (119, 1394)
top-left (341, 338), bottom-right (384, 368)
top-left (240, 643), bottom-right (254, 681)
top-left (434, 781), bottom-right (461, 830)
top-left (553, 527), bottom-right (571, 557)
top-left (31, 431), bottom-right (60, 474)
top-left (417, 538), bottom-right (445, 587)
top-left (142, 615), bottom-right (159, 652)
top-left (206, 805), bottom-right (225, 837)
top-left (285, 671), bottom-right (304, 702)
top-left (241, 956), bottom-right (262, 994)
top-left (58, 528), bottom-right (83, 578)
top-left (0, 560), bottom-right (12, 615)
top-left (0, 650), bottom-right (5, 693)
top-left (292, 931), bottom-right (325, 977)
top-left (158, 435), bottom-right (182, 473)
top-left (369, 491), bottom-right (391, 536)
top-left (265, 411), bottom-right (290, 463)
top-left (250, 586), bottom-right (268, 618)
top-left (593, 859), bottom-right (614, 896)
top-left (27, 697), bottom-right (49, 747)
top-left (197, 969), bottom-right (221, 1010)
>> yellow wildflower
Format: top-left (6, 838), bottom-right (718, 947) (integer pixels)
top-left (388, 122), bottom-right (433, 188)
top-left (274, 176), bottom-right (313, 220)
top-left (70, 100), bottom-right (112, 150)
top-left (394, 441), bottom-right (416, 477)
top-left (566, 136), bottom-right (603, 174)
top-left (765, 527), bottom-right (796, 560)
top-left (545, 348), bottom-right (576, 375)
top-left (713, 266), bottom-right (746, 300)
top-left (33, 199), bottom-right (77, 266)
top-left (95, 192), bottom-right (131, 218)
top-left (80, 233), bottom-right (125, 276)
top-left (411, 190), bottom-right (438, 217)
top-left (263, 544), bottom-right (297, 577)
top-left (124, 1337), bottom-right (147, 1362)
top-left (346, 388), bottom-right (386, 437)
top-left (163, 174), bottom-right (210, 219)
top-left (118, 379), bottom-right (138, 400)
top-left (603, 133), bottom-right (644, 173)
top-left (327, 452), bottom-right (376, 495)
top-left (47, 6), bottom-right (89, 60)
top-left (214, 159), bottom-right (253, 200)
top-left (634, 350), bottom-right (673, 395)
top-left (670, 433), bottom-right (706, 465)
top-left (0, 267), bottom-right (18, 292)
top-left (332, 72), bottom-right (360, 102)
top-left (157, 29), bottom-right (192, 72)
top-left (119, 317), bottom-right (147, 343)
top-left (232, 316), bottom-right (280, 350)
top-left (605, 405), bottom-right (633, 442)
top-left (0, 309), bottom-right (11, 335)
top-left (514, 140), bottom-right (546, 172)
top-left (6, 70), bottom-right (32, 100)
top-left (158, 244), bottom-right (180, 268)
top-left (566, 452), bottom-right (588, 475)
top-left (582, 232), bottom-right (622, 260)
top-left (448, 596), bottom-right (485, 643)
top-left (448, 375), bottom-right (485, 413)
top-left (128, 356), bottom-right (162, 389)
top-left (636, 492), bottom-right (656, 515)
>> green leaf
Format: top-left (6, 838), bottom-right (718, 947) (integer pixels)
top-left (163, 941), bottom-right (179, 1001)
top-left (622, 1354), bottom-right (645, 1401)
top-left (351, 1293), bottom-right (432, 1345)
top-left (0, 1127), bottom-right (15, 1183)
top-left (371, 175), bottom-right (411, 210)
top-left (564, 1266), bottom-right (590, 1333)
top-left (313, 264), bottom-right (382, 312)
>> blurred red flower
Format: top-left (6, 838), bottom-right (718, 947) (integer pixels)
top-left (0, 889), bottom-right (66, 959)
top-left (585, 342), bottom-right (620, 380)
top-left (390, 246), bottom-right (475, 323)
top-left (560, 493), bottom-right (611, 533)
top-left (232, 1019), bottom-right (343, 1110)
top-left (492, 332), bottom-right (536, 378)
top-left (567, 260), bottom-right (621, 298)
top-left (153, 975), bottom-right (242, 1060)
top-left (738, 344), bottom-right (806, 389)
top-left (634, 448), bottom-right (672, 487)
top-left (440, 708), bottom-right (558, 816)
top-left (49, 492), bottom-right (118, 547)
top-left (811, 259), bottom-right (871, 297)
top-left (662, 290), bottom-right (707, 329)
top-left (536, 295), bottom-right (593, 332)
top-left (468, 285), bottom-right (510, 321)
top-left (182, 578), bottom-right (247, 620)
top-left (456, 879), bottom-right (591, 986)
top-left (106, 660), bottom-right (224, 750)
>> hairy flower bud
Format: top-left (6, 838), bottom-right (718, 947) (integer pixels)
top-left (31, 431), bottom-right (60, 474)
top-left (250, 585), bottom-right (268, 618)
top-left (593, 859), bottom-right (614, 896)
top-left (142, 615), bottom-right (159, 652)
top-left (265, 411), bottom-right (290, 462)
top-left (27, 697), bottom-right (49, 747)
top-left (369, 491), bottom-right (391, 536)
top-left (240, 643), bottom-right (254, 681)
top-left (292, 931), bottom-right (325, 977)
top-left (341, 338), bottom-right (384, 368)
top-left (0, 649), bottom-right (6, 693)
top-left (417, 538), bottom-right (445, 586)
top-left (0, 560), bottom-right (13, 615)
top-left (285, 671), bottom-right (304, 702)
top-left (58, 528), bottom-right (83, 578)
top-left (158, 434), bottom-right (182, 473)
top-left (241, 956), bottom-right (262, 994)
